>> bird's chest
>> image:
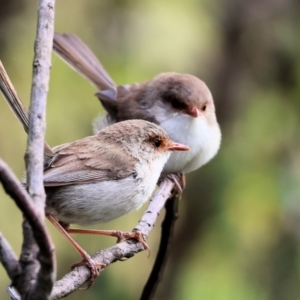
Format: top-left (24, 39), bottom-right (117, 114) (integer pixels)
top-left (46, 161), bottom-right (164, 226)
top-left (160, 116), bottom-right (204, 173)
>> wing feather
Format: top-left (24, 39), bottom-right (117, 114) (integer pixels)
top-left (43, 135), bottom-right (137, 187)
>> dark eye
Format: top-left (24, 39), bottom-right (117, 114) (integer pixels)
top-left (165, 94), bottom-right (186, 110)
top-left (171, 98), bottom-right (186, 110)
top-left (154, 139), bottom-right (161, 148)
top-left (202, 105), bottom-right (207, 111)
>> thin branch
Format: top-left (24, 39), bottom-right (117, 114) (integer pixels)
top-left (140, 195), bottom-right (180, 300)
top-left (0, 231), bottom-right (21, 280)
top-left (26, 0), bottom-right (55, 214)
top-left (0, 159), bottom-right (55, 290)
top-left (50, 178), bottom-right (175, 300)
top-left (0, 160), bottom-right (53, 253)
top-left (21, 0), bottom-right (56, 298)
top-left (7, 285), bottom-right (21, 300)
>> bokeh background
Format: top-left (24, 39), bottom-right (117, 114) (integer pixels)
top-left (1, 0), bottom-right (300, 299)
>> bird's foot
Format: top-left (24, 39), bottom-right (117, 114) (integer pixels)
top-left (160, 173), bottom-right (186, 197)
top-left (113, 230), bottom-right (150, 257)
top-left (71, 252), bottom-right (105, 288)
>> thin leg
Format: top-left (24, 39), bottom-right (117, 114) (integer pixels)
top-left (67, 228), bottom-right (150, 256)
top-left (163, 173), bottom-right (186, 197)
top-left (179, 173), bottom-right (186, 190)
top-left (47, 214), bottom-right (104, 286)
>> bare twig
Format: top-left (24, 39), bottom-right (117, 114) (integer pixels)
top-left (0, 159), bottom-right (55, 298)
top-left (0, 232), bottom-right (21, 280)
top-left (21, 0), bottom-right (55, 300)
top-left (0, 1), bottom-right (56, 299)
top-left (26, 0), bottom-right (55, 214)
top-left (22, 1), bottom-right (56, 299)
top-left (49, 178), bottom-right (175, 300)
top-left (7, 285), bottom-right (21, 300)
top-left (140, 195), bottom-right (180, 300)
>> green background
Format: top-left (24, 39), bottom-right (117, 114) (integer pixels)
top-left (0, 0), bottom-right (300, 299)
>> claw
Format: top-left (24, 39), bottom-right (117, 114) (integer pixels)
top-left (71, 254), bottom-right (105, 288)
top-left (114, 230), bottom-right (151, 257)
top-left (162, 173), bottom-right (186, 197)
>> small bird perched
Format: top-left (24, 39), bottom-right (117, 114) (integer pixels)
top-left (53, 33), bottom-right (221, 176)
top-left (44, 120), bottom-right (189, 226)
top-left (0, 61), bottom-right (189, 283)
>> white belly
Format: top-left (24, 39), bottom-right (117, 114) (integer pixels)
top-left (46, 156), bottom-right (169, 225)
top-left (160, 115), bottom-right (221, 174)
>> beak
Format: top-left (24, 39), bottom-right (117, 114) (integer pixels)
top-left (185, 106), bottom-right (200, 118)
top-left (166, 141), bottom-right (190, 151)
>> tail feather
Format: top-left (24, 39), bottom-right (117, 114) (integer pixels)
top-left (0, 61), bottom-right (54, 159)
top-left (53, 33), bottom-right (116, 91)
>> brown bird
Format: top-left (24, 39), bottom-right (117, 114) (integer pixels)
top-left (53, 33), bottom-right (221, 181)
top-left (0, 61), bottom-right (189, 283)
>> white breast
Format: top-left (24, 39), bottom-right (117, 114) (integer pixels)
top-left (47, 153), bottom-right (170, 226)
top-left (160, 114), bottom-right (221, 174)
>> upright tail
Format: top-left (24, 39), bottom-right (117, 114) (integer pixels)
top-left (53, 33), bottom-right (116, 92)
top-left (0, 61), bottom-right (53, 159)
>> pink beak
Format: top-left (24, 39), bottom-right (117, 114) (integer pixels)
top-left (186, 106), bottom-right (200, 118)
top-left (166, 141), bottom-right (190, 151)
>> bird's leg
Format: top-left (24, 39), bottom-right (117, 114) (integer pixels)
top-left (172, 173), bottom-right (186, 191)
top-left (160, 173), bottom-right (186, 197)
top-left (67, 228), bottom-right (150, 256)
top-left (47, 214), bottom-right (104, 287)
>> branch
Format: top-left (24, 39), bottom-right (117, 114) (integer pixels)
top-left (50, 178), bottom-right (175, 299)
top-left (26, 0), bottom-right (55, 214)
top-left (140, 195), bottom-right (180, 300)
top-left (0, 1), bottom-right (56, 298)
top-left (7, 286), bottom-right (21, 300)
top-left (0, 159), bottom-right (55, 298)
top-left (21, 0), bottom-right (56, 298)
top-left (0, 231), bottom-right (21, 280)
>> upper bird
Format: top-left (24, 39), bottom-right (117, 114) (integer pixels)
top-left (53, 33), bottom-right (221, 175)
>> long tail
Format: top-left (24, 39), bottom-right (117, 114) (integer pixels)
top-left (53, 33), bottom-right (115, 91)
top-left (0, 61), bottom-right (53, 159)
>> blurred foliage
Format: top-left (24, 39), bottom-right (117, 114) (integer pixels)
top-left (0, 0), bottom-right (300, 299)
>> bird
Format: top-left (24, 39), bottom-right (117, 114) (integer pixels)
top-left (53, 33), bottom-right (221, 181)
top-left (0, 60), bottom-right (189, 283)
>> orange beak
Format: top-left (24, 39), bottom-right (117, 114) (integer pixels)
top-left (166, 141), bottom-right (190, 151)
top-left (185, 106), bottom-right (200, 118)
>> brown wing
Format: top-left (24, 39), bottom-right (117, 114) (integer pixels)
top-left (43, 135), bottom-right (137, 187)
top-left (97, 81), bottom-right (158, 125)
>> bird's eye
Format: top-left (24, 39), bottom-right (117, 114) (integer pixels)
top-left (165, 94), bottom-right (186, 110)
top-left (171, 98), bottom-right (186, 110)
top-left (154, 139), bottom-right (162, 148)
top-left (202, 105), bottom-right (207, 111)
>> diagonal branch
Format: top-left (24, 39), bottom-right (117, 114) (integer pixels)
top-left (140, 195), bottom-right (180, 300)
top-left (7, 285), bottom-right (21, 300)
top-left (50, 178), bottom-right (175, 300)
top-left (0, 159), bottom-right (55, 298)
top-left (0, 231), bottom-right (21, 281)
